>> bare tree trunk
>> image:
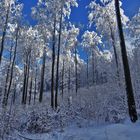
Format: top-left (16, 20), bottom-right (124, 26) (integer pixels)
top-left (3, 44), bottom-right (13, 100)
top-left (109, 25), bottom-right (121, 85)
top-left (87, 54), bottom-right (89, 87)
top-left (92, 50), bottom-right (95, 84)
top-left (61, 59), bottom-right (64, 98)
top-left (115, 0), bottom-right (138, 123)
top-left (68, 65), bottom-right (71, 94)
top-left (51, 17), bottom-right (56, 109)
top-left (29, 76), bottom-right (33, 105)
top-left (12, 83), bottom-right (16, 104)
top-left (2, 26), bottom-right (19, 106)
top-left (24, 52), bottom-right (31, 104)
top-left (110, 27), bottom-right (119, 68)
top-left (39, 47), bottom-right (46, 103)
top-left (104, 7), bottom-right (120, 84)
top-left (55, 6), bottom-right (63, 109)
top-left (34, 64), bottom-right (37, 104)
top-left (22, 57), bottom-right (28, 104)
top-left (75, 46), bottom-right (78, 94)
top-left (22, 50), bottom-right (31, 105)
top-left (0, 4), bottom-right (10, 63)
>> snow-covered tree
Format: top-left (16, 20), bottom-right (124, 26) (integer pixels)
top-left (82, 30), bottom-right (102, 85)
top-left (0, 0), bottom-right (23, 63)
top-left (88, 0), bottom-right (129, 84)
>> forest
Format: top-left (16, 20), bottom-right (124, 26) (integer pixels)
top-left (0, 0), bottom-right (140, 139)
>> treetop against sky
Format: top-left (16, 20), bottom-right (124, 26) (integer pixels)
top-left (18, 0), bottom-right (140, 59)
top-left (19, 0), bottom-right (140, 25)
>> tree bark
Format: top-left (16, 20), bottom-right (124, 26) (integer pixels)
top-left (105, 8), bottom-right (121, 85)
top-left (51, 17), bottom-right (56, 109)
top-left (55, 6), bottom-right (63, 109)
top-left (92, 50), bottom-right (95, 84)
top-left (2, 26), bottom-right (19, 106)
top-left (24, 51), bottom-right (31, 104)
top-left (61, 59), bottom-right (64, 98)
top-left (115, 0), bottom-right (138, 123)
top-left (29, 76), bottom-right (33, 105)
top-left (0, 4), bottom-right (10, 63)
top-left (109, 24), bottom-right (121, 85)
top-left (3, 44), bottom-right (13, 101)
top-left (87, 54), bottom-right (89, 87)
top-left (12, 83), bottom-right (16, 104)
top-left (22, 57), bottom-right (28, 104)
top-left (34, 64), bottom-right (37, 104)
top-left (68, 65), bottom-right (71, 94)
top-left (39, 47), bottom-right (46, 102)
top-left (75, 46), bottom-right (78, 94)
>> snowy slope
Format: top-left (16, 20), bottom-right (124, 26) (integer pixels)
top-left (17, 120), bottom-right (140, 140)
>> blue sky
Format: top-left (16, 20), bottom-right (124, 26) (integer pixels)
top-left (19, 0), bottom-right (140, 26)
top-left (19, 0), bottom-right (140, 59)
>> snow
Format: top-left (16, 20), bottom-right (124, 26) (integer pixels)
top-left (17, 120), bottom-right (140, 140)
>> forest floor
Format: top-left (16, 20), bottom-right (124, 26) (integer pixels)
top-left (16, 119), bottom-right (140, 140)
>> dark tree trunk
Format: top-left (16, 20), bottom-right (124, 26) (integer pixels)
top-left (105, 8), bottom-right (121, 85)
top-left (61, 59), bottom-right (65, 98)
top-left (110, 26), bottom-right (119, 68)
top-left (22, 58), bottom-right (28, 104)
top-left (51, 17), bottom-right (56, 109)
top-left (75, 46), bottom-right (78, 94)
top-left (12, 83), bottom-right (16, 104)
top-left (39, 47), bottom-right (46, 103)
top-left (24, 52), bottom-right (31, 104)
top-left (109, 24), bottom-right (121, 85)
top-left (0, 4), bottom-right (10, 63)
top-left (34, 65), bottom-right (37, 104)
top-left (68, 66), bottom-right (71, 94)
top-left (115, 0), bottom-right (138, 123)
top-left (2, 26), bottom-right (19, 106)
top-left (29, 76), bottom-right (33, 105)
top-left (4, 44), bottom-right (13, 101)
top-left (92, 50), bottom-right (95, 84)
top-left (87, 54), bottom-right (89, 87)
top-left (22, 50), bottom-right (31, 104)
top-left (55, 6), bottom-right (63, 109)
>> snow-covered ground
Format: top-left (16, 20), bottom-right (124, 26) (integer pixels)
top-left (17, 120), bottom-right (140, 140)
